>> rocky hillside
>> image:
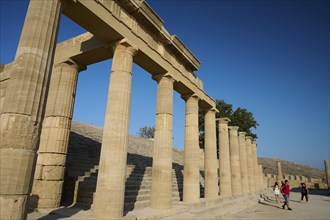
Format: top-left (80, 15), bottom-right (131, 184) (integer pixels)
top-left (258, 157), bottom-right (325, 179)
top-left (69, 121), bottom-right (325, 179)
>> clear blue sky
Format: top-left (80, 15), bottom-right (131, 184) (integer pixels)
top-left (1, 0), bottom-right (329, 169)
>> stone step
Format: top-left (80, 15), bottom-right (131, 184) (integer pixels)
top-left (124, 194), bottom-right (181, 203)
top-left (76, 193), bottom-right (181, 207)
top-left (125, 189), bottom-right (180, 196)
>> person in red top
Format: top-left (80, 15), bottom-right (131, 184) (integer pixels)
top-left (281, 180), bottom-right (292, 210)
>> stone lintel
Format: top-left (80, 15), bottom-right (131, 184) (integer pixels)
top-left (54, 32), bottom-right (116, 67)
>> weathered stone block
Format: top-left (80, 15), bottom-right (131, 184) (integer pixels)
top-left (0, 194), bottom-right (27, 220)
top-left (37, 153), bottom-right (66, 166)
top-left (42, 166), bottom-right (65, 180)
top-left (31, 180), bottom-right (63, 199)
top-left (0, 149), bottom-right (36, 194)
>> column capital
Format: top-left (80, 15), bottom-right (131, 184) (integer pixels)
top-left (199, 107), bottom-right (217, 114)
top-left (181, 93), bottom-right (199, 101)
top-left (251, 140), bottom-right (257, 145)
top-left (216, 117), bottom-right (231, 124)
top-left (152, 73), bottom-right (176, 83)
top-left (245, 136), bottom-right (252, 140)
top-left (228, 126), bottom-right (239, 131)
top-left (115, 38), bottom-right (138, 56)
top-left (54, 58), bottom-right (87, 72)
top-left (238, 131), bottom-right (246, 136)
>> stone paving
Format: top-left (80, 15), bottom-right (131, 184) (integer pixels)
top-left (27, 188), bottom-right (330, 220)
top-left (227, 189), bottom-right (330, 220)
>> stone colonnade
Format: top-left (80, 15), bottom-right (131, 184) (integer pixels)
top-left (218, 120), bottom-right (264, 195)
top-left (0, 0), bottom-right (266, 219)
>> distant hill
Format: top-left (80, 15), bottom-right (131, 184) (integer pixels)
top-left (258, 157), bottom-right (325, 179)
top-left (70, 121), bottom-right (325, 180)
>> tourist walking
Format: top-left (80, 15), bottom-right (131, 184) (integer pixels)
top-left (301, 183), bottom-right (309, 202)
top-left (273, 182), bottom-right (281, 203)
top-left (281, 180), bottom-right (292, 210)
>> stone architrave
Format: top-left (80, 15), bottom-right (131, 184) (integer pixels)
top-left (238, 132), bottom-right (249, 193)
top-left (93, 40), bottom-right (137, 220)
top-left (228, 126), bottom-right (242, 194)
top-left (204, 108), bottom-right (218, 199)
top-left (245, 136), bottom-right (255, 192)
top-left (251, 141), bottom-right (259, 191)
top-left (276, 160), bottom-right (283, 182)
top-left (150, 74), bottom-right (175, 209)
top-left (217, 118), bottom-right (232, 196)
top-left (30, 60), bottom-right (85, 209)
top-left (0, 1), bottom-right (62, 219)
top-left (183, 94), bottom-right (200, 203)
top-left (324, 160), bottom-right (330, 189)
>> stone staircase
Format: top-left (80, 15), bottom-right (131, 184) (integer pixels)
top-left (72, 162), bottom-right (205, 213)
top-left (62, 123), bottom-right (205, 213)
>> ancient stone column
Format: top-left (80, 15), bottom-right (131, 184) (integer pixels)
top-left (150, 74), bottom-right (175, 209)
top-left (251, 140), bottom-right (259, 191)
top-left (276, 160), bottom-right (283, 183)
top-left (29, 60), bottom-right (85, 209)
top-left (204, 108), bottom-right (218, 199)
top-left (228, 126), bottom-right (241, 194)
top-left (183, 94), bottom-right (200, 203)
top-left (0, 1), bottom-right (62, 219)
top-left (258, 164), bottom-right (264, 191)
top-left (238, 132), bottom-right (249, 193)
top-left (324, 160), bottom-right (330, 189)
top-left (245, 136), bottom-right (255, 192)
top-left (93, 40), bottom-right (137, 219)
top-left (218, 118), bottom-right (232, 196)
top-left (238, 132), bottom-right (250, 193)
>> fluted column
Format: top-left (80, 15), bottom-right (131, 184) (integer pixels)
top-left (204, 108), bottom-right (218, 199)
top-left (29, 60), bottom-right (85, 209)
top-left (276, 160), bottom-right (283, 183)
top-left (228, 126), bottom-right (241, 194)
top-left (218, 118), bottom-right (232, 196)
top-left (93, 40), bottom-right (137, 219)
top-left (0, 1), bottom-right (62, 219)
top-left (245, 136), bottom-right (255, 192)
top-left (258, 164), bottom-right (264, 191)
top-left (183, 94), bottom-right (200, 203)
top-left (251, 140), bottom-right (259, 191)
top-left (150, 74), bottom-right (175, 209)
top-left (324, 160), bottom-right (330, 189)
top-left (238, 132), bottom-right (249, 193)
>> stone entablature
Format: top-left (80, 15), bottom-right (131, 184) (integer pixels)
top-left (62, 0), bottom-right (214, 109)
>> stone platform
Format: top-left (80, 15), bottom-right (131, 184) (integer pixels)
top-left (27, 188), bottom-right (330, 219)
